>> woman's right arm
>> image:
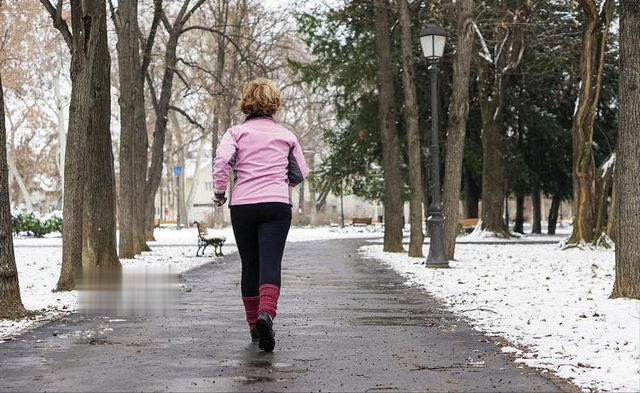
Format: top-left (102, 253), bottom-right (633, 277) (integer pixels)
top-left (213, 130), bottom-right (238, 196)
top-left (287, 137), bottom-right (310, 187)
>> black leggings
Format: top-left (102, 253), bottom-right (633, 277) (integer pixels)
top-left (230, 203), bottom-right (292, 297)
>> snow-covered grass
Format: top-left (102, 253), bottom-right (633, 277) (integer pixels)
top-left (1, 226), bottom-right (383, 340)
top-left (360, 243), bottom-right (640, 393)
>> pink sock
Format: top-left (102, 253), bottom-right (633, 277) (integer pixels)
top-left (242, 296), bottom-right (260, 327)
top-left (258, 284), bottom-right (280, 319)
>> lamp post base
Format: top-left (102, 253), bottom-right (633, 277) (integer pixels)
top-left (426, 212), bottom-right (449, 268)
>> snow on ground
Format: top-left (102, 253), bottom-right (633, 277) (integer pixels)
top-left (1, 226), bottom-right (383, 340)
top-left (360, 243), bottom-right (640, 392)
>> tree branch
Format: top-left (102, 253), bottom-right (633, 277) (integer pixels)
top-left (169, 105), bottom-right (205, 130)
top-left (160, 9), bottom-right (173, 34)
top-left (107, 0), bottom-right (121, 32)
top-left (180, 25), bottom-right (247, 62)
top-left (175, 0), bottom-right (192, 26)
top-left (181, 0), bottom-right (206, 25)
top-left (141, 0), bottom-right (162, 77)
top-left (145, 70), bottom-right (159, 114)
top-left (40, 0), bottom-right (73, 51)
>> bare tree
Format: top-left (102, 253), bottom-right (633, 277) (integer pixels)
top-left (398, 0), bottom-right (424, 257)
top-left (0, 35), bottom-right (27, 317)
top-left (373, 0), bottom-right (403, 252)
top-left (82, 0), bottom-right (119, 267)
top-left (611, 0), bottom-right (640, 300)
top-left (109, 0), bottom-right (161, 255)
top-left (474, 1), bottom-right (527, 237)
top-left (566, 0), bottom-right (615, 246)
top-left (442, 0), bottom-right (474, 260)
top-left (41, 0), bottom-right (119, 289)
top-left (144, 0), bottom-right (208, 240)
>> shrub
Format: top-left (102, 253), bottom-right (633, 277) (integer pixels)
top-left (11, 212), bottom-right (63, 238)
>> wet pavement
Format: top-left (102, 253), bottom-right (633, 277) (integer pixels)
top-left (0, 239), bottom-right (563, 392)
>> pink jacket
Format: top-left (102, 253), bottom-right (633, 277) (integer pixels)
top-left (213, 117), bottom-right (310, 206)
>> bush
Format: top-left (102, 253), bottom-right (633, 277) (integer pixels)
top-left (11, 212), bottom-right (63, 238)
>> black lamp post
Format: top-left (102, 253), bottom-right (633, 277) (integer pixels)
top-left (419, 21), bottom-right (449, 268)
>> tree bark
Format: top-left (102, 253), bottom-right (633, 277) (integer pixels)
top-left (82, 0), bottom-right (119, 267)
top-left (53, 72), bottom-right (67, 196)
top-left (373, 0), bottom-right (403, 252)
top-left (531, 185), bottom-right (542, 234)
top-left (611, 0), bottom-right (640, 300)
top-left (145, 32), bottom-right (179, 239)
top-left (478, 73), bottom-right (509, 237)
top-left (547, 194), bottom-right (561, 235)
top-left (398, 0), bottom-right (424, 257)
top-left (0, 68), bottom-right (27, 318)
top-left (474, 3), bottom-right (527, 238)
top-left (593, 153), bottom-right (615, 246)
top-left (442, 0), bottom-right (474, 260)
top-left (463, 169), bottom-right (479, 218)
top-left (514, 194), bottom-right (525, 234)
top-left (568, 0), bottom-right (615, 245)
top-left (54, 0), bottom-right (103, 290)
top-left (113, 0), bottom-right (152, 256)
top-left (606, 181), bottom-right (615, 240)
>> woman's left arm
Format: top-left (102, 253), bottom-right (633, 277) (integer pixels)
top-left (288, 138), bottom-right (310, 187)
top-left (213, 130), bottom-right (238, 199)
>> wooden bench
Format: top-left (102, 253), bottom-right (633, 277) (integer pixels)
top-left (154, 219), bottom-right (178, 227)
top-left (457, 218), bottom-right (480, 229)
top-left (194, 221), bottom-right (226, 257)
top-left (351, 217), bottom-right (373, 226)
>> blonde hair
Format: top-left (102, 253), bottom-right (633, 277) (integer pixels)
top-left (240, 78), bottom-right (281, 116)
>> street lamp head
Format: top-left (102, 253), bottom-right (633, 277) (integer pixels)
top-left (419, 20), bottom-right (446, 60)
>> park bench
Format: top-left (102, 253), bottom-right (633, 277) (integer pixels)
top-left (154, 219), bottom-right (177, 227)
top-left (193, 221), bottom-right (226, 257)
top-left (351, 217), bottom-right (373, 226)
top-left (457, 218), bottom-right (480, 231)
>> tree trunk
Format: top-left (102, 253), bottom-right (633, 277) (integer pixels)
top-left (53, 72), bottom-right (67, 196)
top-left (373, 0), bottom-right (403, 252)
top-left (211, 117), bottom-right (225, 228)
top-left (309, 153), bottom-right (318, 226)
top-left (531, 185), bottom-right (542, 234)
top-left (611, 0), bottom-right (640, 300)
top-left (114, 0), bottom-right (151, 256)
top-left (514, 194), bottom-right (525, 234)
top-left (422, 151), bottom-right (430, 236)
top-left (0, 68), bottom-right (27, 318)
top-left (568, 0), bottom-right (615, 245)
top-left (463, 169), bottom-right (479, 218)
top-left (547, 194), bottom-right (561, 235)
top-left (606, 181), bottom-right (615, 240)
top-left (478, 72), bottom-right (509, 237)
top-left (398, 0), bottom-right (424, 257)
top-left (297, 182), bottom-right (305, 225)
top-left (56, 1), bottom-right (103, 291)
top-left (442, 0), bottom-right (473, 260)
top-left (145, 33), bottom-right (179, 240)
top-left (473, 2), bottom-right (528, 237)
top-left (593, 153), bottom-right (615, 246)
top-left (82, 0), bottom-right (119, 267)
top-left (186, 137), bottom-right (206, 214)
top-left (6, 158), bottom-right (33, 211)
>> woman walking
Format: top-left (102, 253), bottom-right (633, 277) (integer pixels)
top-left (212, 78), bottom-right (309, 352)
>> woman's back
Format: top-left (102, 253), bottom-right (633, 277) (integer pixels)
top-left (213, 116), bottom-right (308, 206)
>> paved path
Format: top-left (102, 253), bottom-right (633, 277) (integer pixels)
top-left (0, 240), bottom-right (562, 392)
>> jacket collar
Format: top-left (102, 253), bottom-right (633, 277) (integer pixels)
top-left (244, 114), bottom-right (276, 122)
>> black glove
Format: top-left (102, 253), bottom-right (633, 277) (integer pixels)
top-left (213, 191), bottom-right (227, 207)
